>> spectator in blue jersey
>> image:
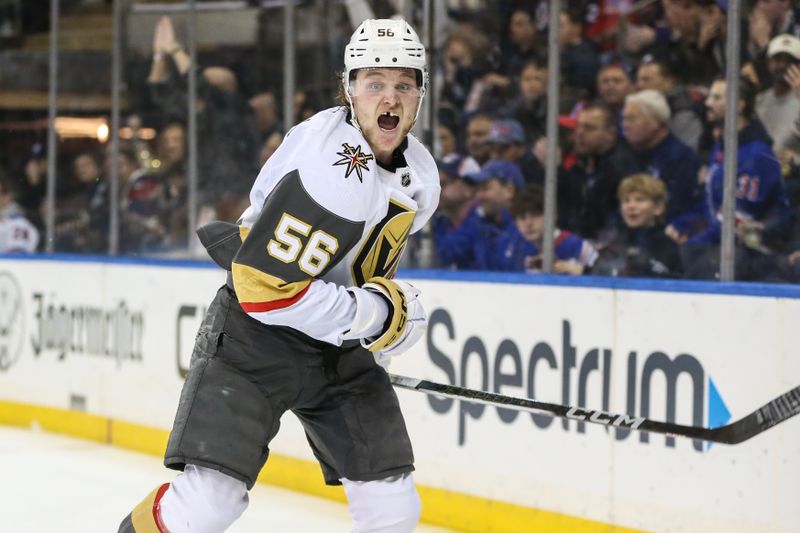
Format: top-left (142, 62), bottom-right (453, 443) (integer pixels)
top-left (435, 160), bottom-right (523, 270)
top-left (489, 184), bottom-right (597, 275)
top-left (622, 89), bottom-right (704, 235)
top-left (592, 174), bottom-right (683, 278)
top-left (486, 118), bottom-right (544, 185)
top-left (680, 77), bottom-right (793, 280)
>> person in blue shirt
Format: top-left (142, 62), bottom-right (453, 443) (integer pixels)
top-left (489, 183), bottom-right (597, 274)
top-left (434, 159), bottom-right (523, 270)
top-left (622, 89), bottom-right (704, 233)
top-left (678, 77), bottom-right (794, 280)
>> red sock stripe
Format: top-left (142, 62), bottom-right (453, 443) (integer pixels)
top-left (153, 483), bottom-right (171, 533)
top-left (239, 283), bottom-right (311, 313)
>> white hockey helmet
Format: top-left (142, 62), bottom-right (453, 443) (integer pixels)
top-left (343, 19), bottom-right (428, 129)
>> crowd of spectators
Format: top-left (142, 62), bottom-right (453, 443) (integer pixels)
top-left (429, 0), bottom-right (800, 283)
top-left (3, 0), bottom-right (800, 283)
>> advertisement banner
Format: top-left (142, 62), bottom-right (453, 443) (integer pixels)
top-left (0, 258), bottom-right (798, 532)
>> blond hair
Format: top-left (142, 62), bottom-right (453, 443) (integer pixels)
top-left (618, 173), bottom-right (668, 205)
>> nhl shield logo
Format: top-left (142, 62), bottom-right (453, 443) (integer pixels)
top-left (401, 172), bottom-right (411, 187)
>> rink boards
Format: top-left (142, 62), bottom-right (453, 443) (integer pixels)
top-left (0, 256), bottom-right (799, 533)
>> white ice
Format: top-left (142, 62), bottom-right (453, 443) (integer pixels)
top-left (0, 425), bottom-right (454, 532)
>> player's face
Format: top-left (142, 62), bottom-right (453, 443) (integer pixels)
top-left (351, 68), bottom-right (421, 164)
top-left (620, 192), bottom-right (663, 228)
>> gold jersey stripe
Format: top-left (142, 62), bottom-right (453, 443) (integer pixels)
top-left (130, 483), bottom-right (169, 533)
top-left (231, 262), bottom-right (312, 311)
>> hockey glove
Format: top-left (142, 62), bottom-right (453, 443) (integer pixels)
top-left (347, 276), bottom-right (427, 358)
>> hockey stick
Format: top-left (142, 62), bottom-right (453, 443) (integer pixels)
top-left (389, 374), bottom-right (800, 445)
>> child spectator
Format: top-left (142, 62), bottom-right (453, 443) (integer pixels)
top-left (592, 174), bottom-right (683, 278)
top-left (490, 184), bottom-right (597, 275)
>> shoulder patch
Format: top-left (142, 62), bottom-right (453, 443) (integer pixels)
top-left (333, 143), bottom-right (374, 182)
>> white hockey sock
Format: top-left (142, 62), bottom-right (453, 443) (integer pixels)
top-left (341, 473), bottom-right (421, 533)
top-left (159, 465), bottom-right (249, 533)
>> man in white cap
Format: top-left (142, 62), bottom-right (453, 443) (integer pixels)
top-left (118, 18), bottom-right (439, 533)
top-left (756, 33), bottom-right (800, 153)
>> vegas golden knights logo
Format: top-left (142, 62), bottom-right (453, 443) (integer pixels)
top-left (352, 199), bottom-right (415, 286)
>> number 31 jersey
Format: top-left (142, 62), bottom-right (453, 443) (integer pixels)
top-left (231, 106), bottom-right (440, 345)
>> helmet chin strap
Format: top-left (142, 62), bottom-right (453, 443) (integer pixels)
top-left (344, 85), bottom-right (363, 135)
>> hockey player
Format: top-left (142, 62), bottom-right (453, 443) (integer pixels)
top-left (119, 18), bottom-right (439, 533)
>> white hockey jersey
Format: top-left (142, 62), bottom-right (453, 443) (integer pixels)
top-left (231, 107), bottom-right (440, 344)
top-left (0, 204), bottom-right (39, 253)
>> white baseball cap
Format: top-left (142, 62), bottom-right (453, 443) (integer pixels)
top-left (767, 34), bottom-right (800, 60)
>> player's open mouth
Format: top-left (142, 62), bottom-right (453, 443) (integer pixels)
top-left (378, 111), bottom-right (400, 132)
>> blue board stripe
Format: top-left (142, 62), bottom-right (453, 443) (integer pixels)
top-left (2, 253), bottom-right (799, 299)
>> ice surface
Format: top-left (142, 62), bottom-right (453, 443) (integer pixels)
top-left (0, 425), bottom-right (453, 532)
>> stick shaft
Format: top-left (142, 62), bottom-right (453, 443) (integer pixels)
top-left (389, 374), bottom-right (800, 445)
